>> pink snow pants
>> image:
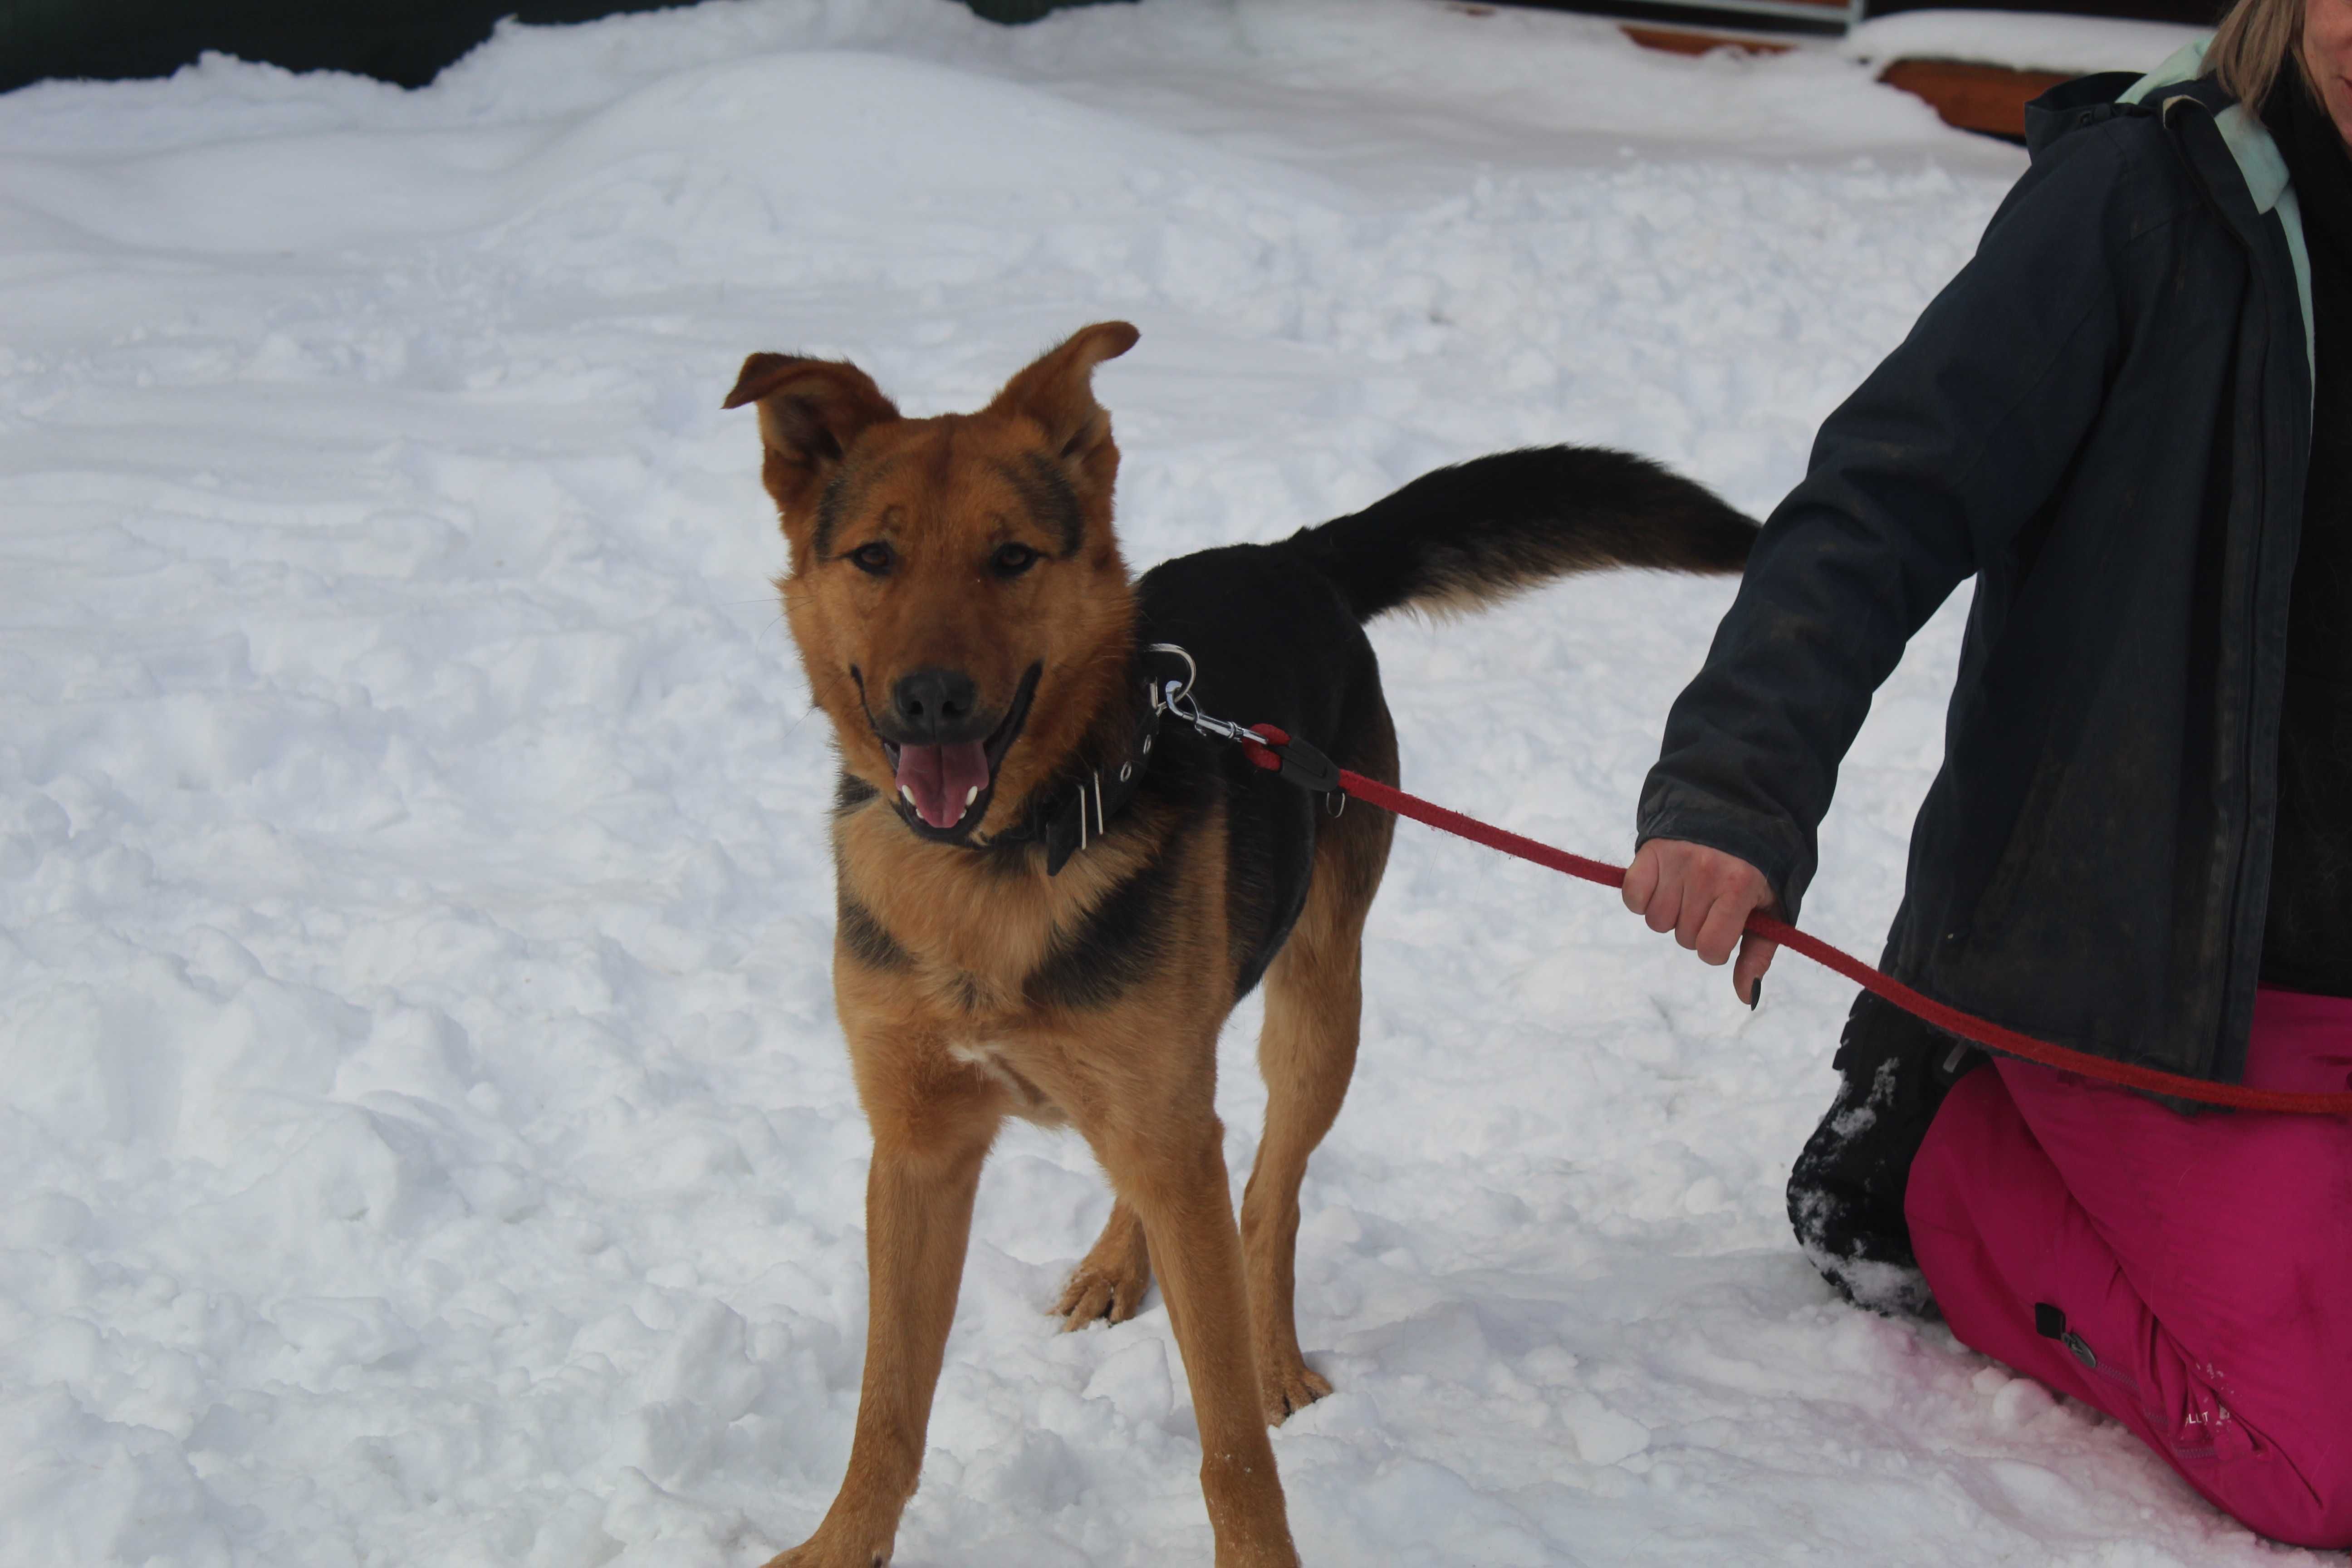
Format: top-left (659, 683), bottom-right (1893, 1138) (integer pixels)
top-left (1906, 986), bottom-right (2352, 1549)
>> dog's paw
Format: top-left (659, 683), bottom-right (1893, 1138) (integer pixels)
top-left (761, 1541), bottom-right (887, 1568)
top-left (1259, 1357), bottom-right (1332, 1425)
top-left (1052, 1256), bottom-right (1150, 1328)
top-left (1054, 1211), bottom-right (1153, 1329)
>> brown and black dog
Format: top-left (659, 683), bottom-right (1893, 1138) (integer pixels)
top-left (725, 323), bottom-right (1754, 1567)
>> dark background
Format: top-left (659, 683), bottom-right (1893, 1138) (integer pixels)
top-left (0, 0), bottom-right (2224, 97)
top-left (0, 0), bottom-right (1129, 95)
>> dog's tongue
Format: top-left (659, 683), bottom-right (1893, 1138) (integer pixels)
top-left (896, 741), bottom-right (990, 829)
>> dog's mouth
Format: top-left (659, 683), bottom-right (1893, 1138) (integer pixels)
top-left (875, 663), bottom-right (1042, 842)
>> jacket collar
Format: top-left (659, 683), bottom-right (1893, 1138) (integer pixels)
top-left (2033, 39), bottom-right (2316, 402)
top-left (2117, 41), bottom-right (2293, 212)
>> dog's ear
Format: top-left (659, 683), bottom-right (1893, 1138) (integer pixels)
top-left (985, 321), bottom-right (1139, 510)
top-left (723, 353), bottom-right (901, 541)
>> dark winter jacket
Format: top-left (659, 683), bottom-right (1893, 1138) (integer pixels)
top-left (1637, 52), bottom-right (2318, 1087)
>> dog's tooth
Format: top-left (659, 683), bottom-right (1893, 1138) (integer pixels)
top-left (964, 786), bottom-right (979, 807)
top-left (900, 785), bottom-right (916, 807)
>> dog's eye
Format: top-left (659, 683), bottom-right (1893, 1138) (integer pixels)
top-left (990, 543), bottom-right (1040, 578)
top-left (847, 542), bottom-right (895, 576)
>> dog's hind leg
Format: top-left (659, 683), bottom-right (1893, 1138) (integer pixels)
top-left (1055, 1197), bottom-right (1152, 1328)
top-left (1241, 717), bottom-right (1396, 1426)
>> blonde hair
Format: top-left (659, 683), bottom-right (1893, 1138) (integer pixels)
top-left (2208, 0), bottom-right (2308, 108)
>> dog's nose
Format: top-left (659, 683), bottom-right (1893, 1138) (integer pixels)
top-left (890, 667), bottom-right (979, 740)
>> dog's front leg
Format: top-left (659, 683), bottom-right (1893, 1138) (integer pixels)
top-left (1099, 1116), bottom-right (1300, 1568)
top-left (768, 1070), bottom-right (1000, 1568)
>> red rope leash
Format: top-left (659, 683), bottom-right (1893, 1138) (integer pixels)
top-left (1240, 723), bottom-right (2352, 1117)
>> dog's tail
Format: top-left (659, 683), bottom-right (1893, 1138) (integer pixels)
top-left (1280, 446), bottom-right (1757, 623)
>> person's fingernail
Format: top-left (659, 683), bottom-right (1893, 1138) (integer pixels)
top-left (1748, 980), bottom-right (1763, 1010)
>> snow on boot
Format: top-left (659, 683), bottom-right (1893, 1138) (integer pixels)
top-left (1787, 991), bottom-right (1982, 1318)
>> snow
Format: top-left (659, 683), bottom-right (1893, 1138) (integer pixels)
top-left (0, 1), bottom-right (2323, 1564)
top-left (1842, 10), bottom-right (2206, 76)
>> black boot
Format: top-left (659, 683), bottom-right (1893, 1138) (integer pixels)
top-left (1787, 990), bottom-right (1983, 1318)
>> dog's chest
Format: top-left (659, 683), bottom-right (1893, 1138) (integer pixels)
top-left (837, 813), bottom-right (1192, 1121)
top-left (841, 803), bottom-right (1168, 990)
top-left (891, 931), bottom-right (1085, 1126)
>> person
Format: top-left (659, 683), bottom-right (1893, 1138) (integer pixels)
top-left (1621, 0), bottom-right (2352, 1548)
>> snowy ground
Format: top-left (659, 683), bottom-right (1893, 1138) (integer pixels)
top-left (0, 2), bottom-right (2320, 1564)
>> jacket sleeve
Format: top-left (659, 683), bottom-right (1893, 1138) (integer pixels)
top-left (1636, 126), bottom-right (2147, 918)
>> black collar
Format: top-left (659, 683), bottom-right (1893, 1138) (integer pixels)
top-left (990, 644), bottom-right (1196, 876)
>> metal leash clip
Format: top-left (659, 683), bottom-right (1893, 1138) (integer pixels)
top-left (1142, 642), bottom-right (1343, 809)
top-left (1143, 642), bottom-right (1271, 750)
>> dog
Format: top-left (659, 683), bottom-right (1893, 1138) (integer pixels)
top-left (726, 322), bottom-right (1754, 1567)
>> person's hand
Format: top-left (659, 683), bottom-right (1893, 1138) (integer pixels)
top-left (1621, 838), bottom-right (1779, 1005)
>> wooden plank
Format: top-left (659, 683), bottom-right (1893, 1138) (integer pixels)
top-left (1619, 23), bottom-right (1793, 55)
top-left (1877, 57), bottom-right (2075, 139)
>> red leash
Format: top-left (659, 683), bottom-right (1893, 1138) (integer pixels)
top-left (1238, 722), bottom-right (2352, 1117)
